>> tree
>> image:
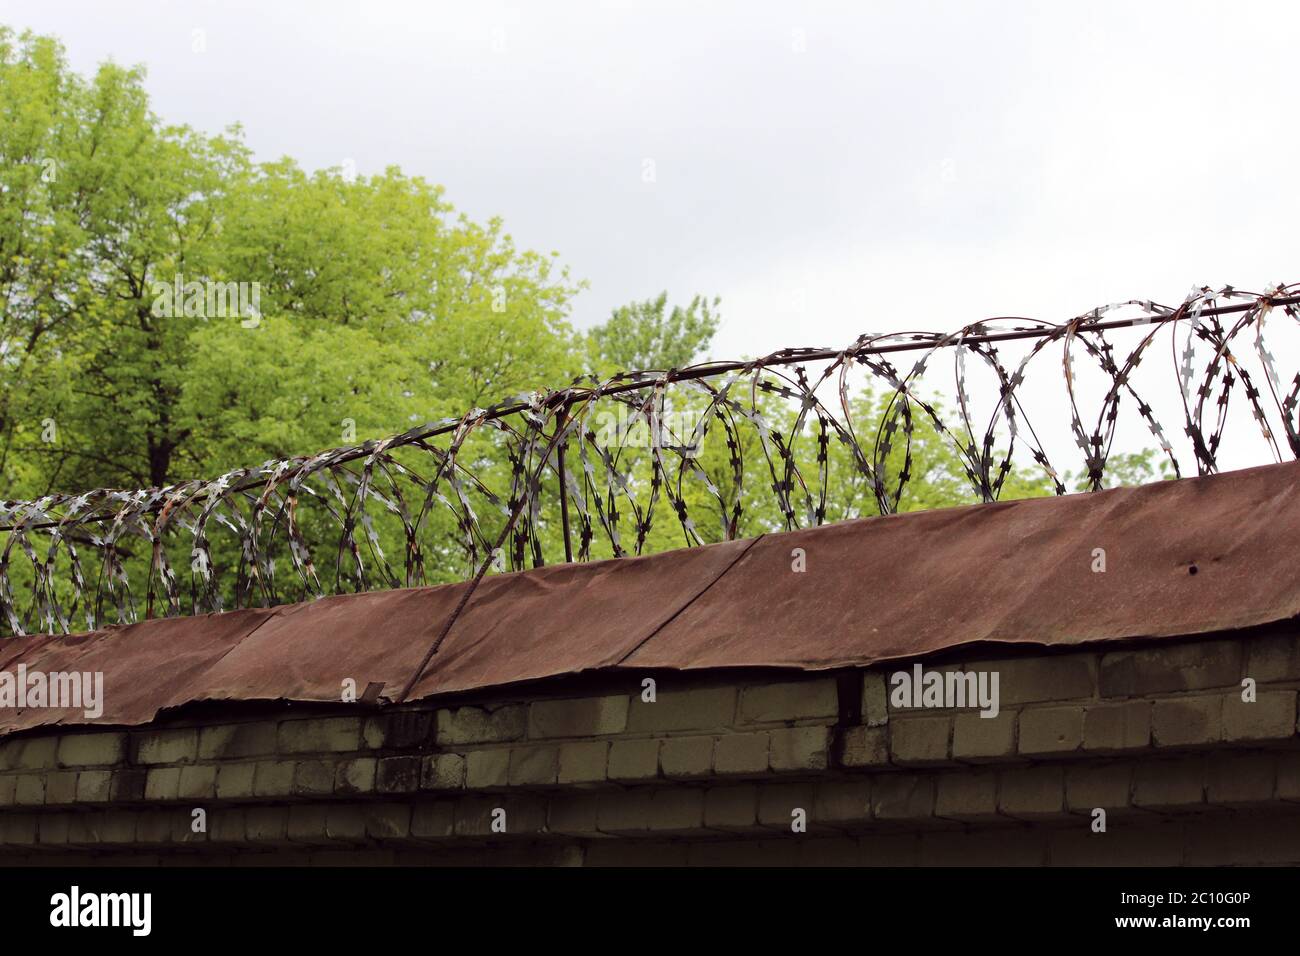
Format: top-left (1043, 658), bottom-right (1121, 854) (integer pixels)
top-left (0, 27), bottom-right (584, 499)
top-left (586, 291), bottom-right (719, 373)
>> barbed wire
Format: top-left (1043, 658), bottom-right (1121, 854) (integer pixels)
top-left (2, 283), bottom-right (1297, 637)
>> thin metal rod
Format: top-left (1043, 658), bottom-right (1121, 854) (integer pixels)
top-left (556, 407), bottom-right (573, 564)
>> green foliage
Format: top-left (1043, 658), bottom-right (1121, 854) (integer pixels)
top-left (586, 291), bottom-right (719, 373)
top-left (0, 26), bottom-right (583, 495)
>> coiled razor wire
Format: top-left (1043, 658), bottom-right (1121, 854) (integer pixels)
top-left (2, 283), bottom-right (1298, 637)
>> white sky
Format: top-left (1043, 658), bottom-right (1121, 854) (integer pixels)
top-left (3, 0), bottom-right (1297, 476)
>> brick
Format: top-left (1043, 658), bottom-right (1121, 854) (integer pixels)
top-left (38, 814), bottom-right (70, 846)
top-left (419, 754), bottom-right (464, 791)
top-left (862, 672), bottom-right (889, 727)
top-left (455, 796), bottom-right (510, 836)
top-left (0, 775), bottom-right (14, 806)
top-left (1065, 763), bottom-right (1132, 812)
top-left (252, 760), bottom-right (295, 797)
top-left (1279, 752), bottom-right (1300, 802)
top-left (335, 757), bottom-right (377, 795)
top-left (501, 796), bottom-right (548, 834)
top-left (245, 807), bottom-right (288, 843)
top-left (871, 775), bottom-right (934, 820)
top-left (885, 663), bottom-right (980, 713)
top-left (557, 741), bottom-right (608, 785)
top-left (215, 762), bottom-right (257, 800)
top-left (277, 717), bottom-right (362, 754)
top-left (0, 737), bottom-right (56, 771)
top-left (1050, 820), bottom-right (1185, 866)
top-left (362, 717), bottom-right (386, 749)
top-left (508, 745), bottom-right (559, 786)
top-left (1100, 640), bottom-right (1241, 696)
top-left (997, 766), bottom-right (1064, 819)
top-left (840, 726), bottom-right (888, 768)
top-left (1184, 816), bottom-right (1300, 866)
top-left (367, 712), bottom-right (435, 749)
top-left (952, 711), bottom-right (1017, 762)
top-left (1018, 706), bottom-right (1084, 756)
top-left (145, 766), bottom-right (182, 801)
top-left (1243, 632), bottom-right (1300, 683)
top-left (198, 722), bottom-right (278, 760)
top-left (56, 732), bottom-right (126, 768)
top-left (608, 739), bottom-right (659, 782)
top-left (135, 728), bottom-right (198, 765)
top-left (645, 789), bottom-right (704, 832)
top-left (287, 805), bottom-right (330, 844)
top-left (714, 732), bottom-right (769, 774)
top-left (596, 790), bottom-right (654, 833)
top-left (99, 810), bottom-right (139, 845)
top-left (739, 678), bottom-right (838, 724)
top-left (135, 811), bottom-right (178, 845)
top-left (109, 769), bottom-right (146, 801)
top-left (935, 771), bottom-right (998, 821)
top-left (436, 705), bottom-right (525, 745)
top-left (411, 801), bottom-right (456, 839)
top-left (757, 782), bottom-right (814, 827)
top-left (210, 809), bottom-right (248, 843)
top-left (465, 749), bottom-right (510, 789)
top-left (293, 760), bottom-right (337, 796)
top-left (769, 726), bottom-right (829, 771)
top-left (1082, 701), bottom-right (1150, 752)
top-left (660, 736), bottom-right (713, 779)
top-left (376, 756), bottom-right (422, 793)
top-left (889, 715), bottom-right (951, 765)
top-left (177, 764), bottom-right (217, 800)
top-left (813, 780), bottom-right (871, 826)
top-left (45, 771), bottom-right (78, 805)
top-left (364, 803), bottom-right (411, 840)
top-left (0, 812), bottom-right (37, 845)
top-left (626, 686), bottom-right (736, 733)
top-left (1207, 752), bottom-right (1275, 805)
top-left (64, 816), bottom-right (103, 842)
top-left (1222, 690), bottom-right (1296, 742)
top-left (56, 811), bottom-right (114, 846)
top-left (1133, 757), bottom-right (1206, 810)
top-left (547, 793), bottom-right (601, 835)
top-left (75, 770), bottom-right (113, 803)
top-left (964, 654), bottom-right (1096, 705)
top-left (704, 785), bottom-right (759, 829)
top-left (324, 805), bottom-right (366, 841)
top-left (527, 696), bottom-right (628, 738)
top-left (1152, 696), bottom-right (1222, 747)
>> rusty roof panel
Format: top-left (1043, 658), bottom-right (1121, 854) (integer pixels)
top-left (406, 536), bottom-right (756, 700)
top-left (625, 459), bottom-right (1300, 670)
top-left (0, 461), bottom-right (1296, 736)
top-left (0, 608), bottom-right (273, 735)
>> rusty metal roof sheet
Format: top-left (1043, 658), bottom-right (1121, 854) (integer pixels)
top-left (1, 461), bottom-right (1297, 735)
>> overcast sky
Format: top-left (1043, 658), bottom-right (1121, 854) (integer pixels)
top-left (4, 0), bottom-right (1297, 361)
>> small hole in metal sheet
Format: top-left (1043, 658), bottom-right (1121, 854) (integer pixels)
top-left (1188, 565), bottom-right (1198, 575)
